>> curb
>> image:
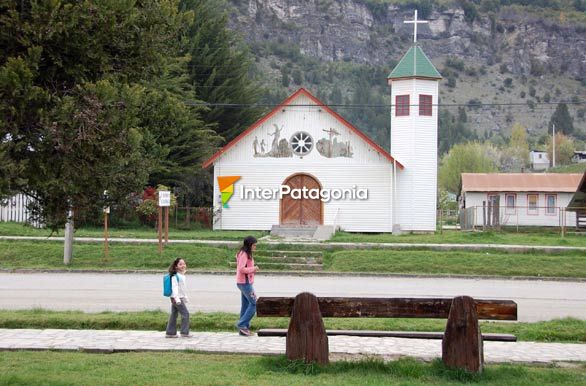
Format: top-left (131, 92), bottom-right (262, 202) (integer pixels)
top-left (2, 268), bottom-right (585, 283)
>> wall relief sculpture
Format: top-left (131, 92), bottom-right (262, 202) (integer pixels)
top-left (316, 128), bottom-right (353, 158)
top-left (253, 124), bottom-right (292, 158)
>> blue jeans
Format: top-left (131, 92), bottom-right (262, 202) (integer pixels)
top-left (236, 283), bottom-right (256, 329)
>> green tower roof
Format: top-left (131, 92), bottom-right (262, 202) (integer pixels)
top-left (388, 45), bottom-right (442, 80)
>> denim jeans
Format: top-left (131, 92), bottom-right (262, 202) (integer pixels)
top-left (166, 298), bottom-right (190, 335)
top-left (236, 283), bottom-right (256, 329)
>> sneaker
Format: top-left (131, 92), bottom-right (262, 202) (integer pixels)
top-left (180, 333), bottom-right (193, 338)
top-left (165, 334), bottom-right (178, 338)
top-left (238, 328), bottom-right (251, 337)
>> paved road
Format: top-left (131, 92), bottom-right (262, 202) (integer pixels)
top-left (2, 272), bottom-right (586, 322)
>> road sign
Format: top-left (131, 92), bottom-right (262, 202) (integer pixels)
top-left (158, 191), bottom-right (171, 207)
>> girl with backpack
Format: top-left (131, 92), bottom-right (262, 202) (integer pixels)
top-left (235, 236), bottom-right (259, 336)
top-left (165, 257), bottom-right (191, 338)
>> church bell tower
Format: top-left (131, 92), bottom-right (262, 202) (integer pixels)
top-left (388, 10), bottom-right (442, 232)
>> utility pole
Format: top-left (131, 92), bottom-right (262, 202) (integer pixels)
top-left (552, 123), bottom-right (556, 168)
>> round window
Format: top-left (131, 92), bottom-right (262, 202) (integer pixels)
top-left (290, 131), bottom-right (314, 156)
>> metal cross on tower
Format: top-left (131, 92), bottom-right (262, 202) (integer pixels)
top-left (404, 10), bottom-right (428, 43)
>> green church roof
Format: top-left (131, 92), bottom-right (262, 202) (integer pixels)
top-left (388, 45), bottom-right (442, 80)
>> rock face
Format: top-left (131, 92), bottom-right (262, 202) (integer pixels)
top-left (229, 0), bottom-right (586, 79)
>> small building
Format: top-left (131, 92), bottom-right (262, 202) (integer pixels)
top-left (529, 150), bottom-right (549, 171)
top-left (460, 173), bottom-right (582, 227)
top-left (572, 150), bottom-right (586, 163)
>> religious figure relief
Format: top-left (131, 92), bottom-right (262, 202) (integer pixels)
top-left (316, 128), bottom-right (353, 158)
top-left (253, 124), bottom-right (292, 158)
top-left (253, 136), bottom-right (259, 156)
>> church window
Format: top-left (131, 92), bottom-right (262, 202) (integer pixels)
top-left (419, 94), bottom-right (432, 116)
top-left (395, 95), bottom-right (409, 116)
top-left (290, 131), bottom-right (314, 156)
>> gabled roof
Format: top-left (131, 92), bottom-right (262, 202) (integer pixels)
top-left (202, 88), bottom-right (404, 169)
top-left (567, 171), bottom-right (586, 211)
top-left (461, 173), bottom-right (583, 193)
top-left (387, 45), bottom-right (442, 80)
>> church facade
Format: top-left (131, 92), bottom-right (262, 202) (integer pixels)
top-left (203, 15), bottom-right (441, 233)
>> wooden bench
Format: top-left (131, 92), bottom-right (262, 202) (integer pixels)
top-left (257, 292), bottom-right (518, 373)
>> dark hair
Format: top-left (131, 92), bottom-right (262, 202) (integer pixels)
top-left (168, 257), bottom-right (184, 275)
top-left (240, 235), bottom-right (257, 258)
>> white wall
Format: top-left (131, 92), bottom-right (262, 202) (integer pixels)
top-left (390, 78), bottom-right (439, 231)
top-left (463, 191), bottom-right (576, 227)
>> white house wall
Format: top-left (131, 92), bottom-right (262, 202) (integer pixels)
top-left (213, 163), bottom-right (392, 232)
top-left (464, 192), bottom-right (576, 227)
top-left (212, 93), bottom-right (394, 232)
top-left (390, 79), bottom-right (439, 231)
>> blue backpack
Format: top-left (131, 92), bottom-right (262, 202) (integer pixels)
top-left (163, 273), bottom-right (176, 297)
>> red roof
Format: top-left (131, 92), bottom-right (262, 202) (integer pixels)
top-left (461, 173), bottom-right (583, 193)
top-left (202, 88), bottom-right (404, 169)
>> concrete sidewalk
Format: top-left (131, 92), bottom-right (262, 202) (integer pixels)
top-left (1, 329), bottom-right (585, 365)
top-left (2, 235), bottom-right (585, 253)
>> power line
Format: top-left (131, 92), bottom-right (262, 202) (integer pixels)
top-left (183, 100), bottom-right (585, 109)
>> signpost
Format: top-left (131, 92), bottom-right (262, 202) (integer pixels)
top-left (103, 190), bottom-right (110, 261)
top-left (158, 191), bottom-right (171, 254)
top-left (103, 206), bottom-right (110, 260)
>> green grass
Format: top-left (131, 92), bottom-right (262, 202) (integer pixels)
top-left (3, 222), bottom-right (586, 248)
top-left (0, 221), bottom-right (267, 241)
top-left (0, 351), bottom-right (584, 385)
top-left (2, 240), bottom-right (586, 278)
top-left (325, 249), bottom-right (586, 278)
top-left (0, 240), bottom-right (232, 270)
top-left (331, 229), bottom-right (586, 247)
top-left (1, 310), bottom-right (584, 343)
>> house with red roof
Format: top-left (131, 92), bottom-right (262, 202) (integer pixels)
top-left (461, 173), bottom-right (583, 227)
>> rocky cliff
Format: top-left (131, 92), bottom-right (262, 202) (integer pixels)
top-left (226, 0), bottom-right (586, 143)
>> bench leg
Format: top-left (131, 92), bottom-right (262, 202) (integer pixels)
top-left (442, 296), bottom-right (484, 373)
top-left (286, 292), bottom-right (329, 365)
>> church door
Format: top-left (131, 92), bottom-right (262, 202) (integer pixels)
top-left (280, 173), bottom-right (322, 226)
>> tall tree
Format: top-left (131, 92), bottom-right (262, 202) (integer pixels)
top-left (547, 133), bottom-right (576, 166)
top-left (0, 1), bottom-right (207, 263)
top-left (181, 0), bottom-right (262, 142)
top-left (501, 122), bottom-right (529, 171)
top-left (439, 142), bottom-right (499, 196)
top-left (549, 103), bottom-right (574, 135)
top-left (438, 109), bottom-right (475, 155)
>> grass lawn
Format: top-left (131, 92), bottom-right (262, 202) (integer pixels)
top-left (0, 351), bottom-right (584, 385)
top-left (2, 240), bottom-right (585, 278)
top-left (0, 221), bottom-right (267, 241)
top-left (2, 222), bottom-right (586, 248)
top-left (331, 229), bottom-right (586, 247)
top-left (325, 249), bottom-right (586, 278)
top-left (1, 310), bottom-right (584, 343)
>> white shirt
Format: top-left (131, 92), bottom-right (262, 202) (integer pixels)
top-left (171, 273), bottom-right (189, 304)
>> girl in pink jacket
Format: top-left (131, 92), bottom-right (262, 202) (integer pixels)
top-left (236, 236), bottom-right (259, 336)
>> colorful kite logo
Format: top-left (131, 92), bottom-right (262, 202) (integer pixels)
top-left (217, 176), bottom-right (241, 208)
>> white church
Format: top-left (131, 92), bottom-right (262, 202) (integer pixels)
top-left (203, 12), bottom-right (441, 233)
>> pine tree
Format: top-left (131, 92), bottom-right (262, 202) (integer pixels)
top-left (181, 0), bottom-right (262, 142)
top-left (0, 0), bottom-right (203, 229)
top-left (549, 103), bottom-right (574, 135)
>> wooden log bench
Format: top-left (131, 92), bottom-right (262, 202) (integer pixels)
top-left (256, 292), bottom-right (518, 373)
